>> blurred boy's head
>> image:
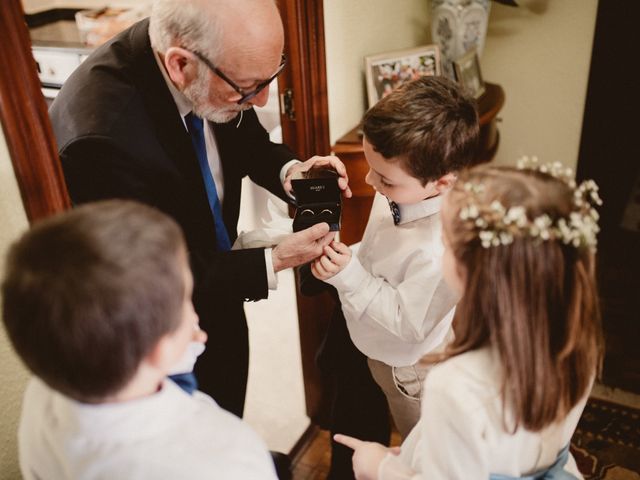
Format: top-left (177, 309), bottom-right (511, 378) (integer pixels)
top-left (362, 75), bottom-right (479, 203)
top-left (2, 200), bottom-right (196, 402)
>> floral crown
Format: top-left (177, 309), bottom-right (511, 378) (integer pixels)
top-left (457, 157), bottom-right (602, 251)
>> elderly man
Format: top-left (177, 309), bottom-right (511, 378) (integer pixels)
top-left (50, 0), bottom-right (349, 419)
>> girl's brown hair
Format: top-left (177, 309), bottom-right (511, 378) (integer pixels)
top-left (440, 164), bottom-right (603, 432)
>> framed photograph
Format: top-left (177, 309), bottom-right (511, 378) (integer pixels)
top-left (452, 49), bottom-right (485, 99)
top-left (365, 45), bottom-right (441, 107)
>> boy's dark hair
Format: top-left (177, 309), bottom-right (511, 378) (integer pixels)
top-left (362, 75), bottom-right (480, 184)
top-left (2, 200), bottom-right (186, 402)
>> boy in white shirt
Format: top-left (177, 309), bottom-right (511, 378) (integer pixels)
top-left (311, 76), bottom-right (479, 474)
top-left (2, 200), bottom-right (278, 480)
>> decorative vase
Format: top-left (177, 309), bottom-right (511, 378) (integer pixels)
top-left (430, 0), bottom-right (491, 78)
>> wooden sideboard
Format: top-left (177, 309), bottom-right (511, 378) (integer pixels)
top-left (333, 81), bottom-right (505, 245)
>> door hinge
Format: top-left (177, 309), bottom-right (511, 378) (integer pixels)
top-left (280, 88), bottom-right (295, 121)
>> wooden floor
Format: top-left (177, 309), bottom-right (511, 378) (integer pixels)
top-left (290, 429), bottom-right (331, 480)
top-left (291, 428), bottom-right (402, 480)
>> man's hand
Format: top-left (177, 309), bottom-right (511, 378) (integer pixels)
top-left (333, 434), bottom-right (400, 480)
top-left (272, 223), bottom-right (336, 272)
top-left (284, 155), bottom-right (352, 198)
top-left (310, 241), bottom-right (352, 281)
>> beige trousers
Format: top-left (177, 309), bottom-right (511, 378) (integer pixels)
top-left (367, 357), bottom-right (434, 439)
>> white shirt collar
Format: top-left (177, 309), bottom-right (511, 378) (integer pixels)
top-left (51, 379), bottom-right (192, 440)
top-left (396, 194), bottom-right (443, 224)
top-left (153, 48), bottom-right (193, 121)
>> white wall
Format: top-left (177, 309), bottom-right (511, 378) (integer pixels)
top-left (0, 127), bottom-right (30, 479)
top-left (21, 0), bottom-right (50, 12)
top-left (22, 0), bottom-right (144, 13)
top-left (324, 0), bottom-right (430, 144)
top-left (481, 0), bottom-right (598, 169)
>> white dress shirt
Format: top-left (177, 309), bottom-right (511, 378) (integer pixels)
top-left (379, 347), bottom-right (587, 479)
top-left (153, 50), bottom-right (299, 289)
top-left (18, 378), bottom-right (278, 480)
top-left (325, 192), bottom-right (457, 367)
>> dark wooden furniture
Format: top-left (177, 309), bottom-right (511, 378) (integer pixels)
top-left (333, 81), bottom-right (505, 244)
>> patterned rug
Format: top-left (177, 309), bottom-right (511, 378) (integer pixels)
top-left (571, 398), bottom-right (640, 479)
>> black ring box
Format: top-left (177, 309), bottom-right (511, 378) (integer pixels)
top-left (291, 167), bottom-right (342, 232)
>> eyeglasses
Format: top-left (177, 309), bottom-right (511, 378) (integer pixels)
top-left (190, 50), bottom-right (287, 104)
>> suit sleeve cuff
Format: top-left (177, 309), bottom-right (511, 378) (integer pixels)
top-left (280, 159), bottom-right (302, 199)
top-left (265, 248), bottom-right (278, 290)
top-left (323, 254), bottom-right (368, 292)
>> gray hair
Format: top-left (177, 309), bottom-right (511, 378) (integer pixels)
top-left (149, 0), bottom-right (223, 60)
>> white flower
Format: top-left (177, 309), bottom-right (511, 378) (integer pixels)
top-left (468, 205), bottom-right (479, 218)
top-left (534, 215), bottom-right (552, 229)
top-left (463, 183), bottom-right (484, 194)
top-left (490, 201), bottom-right (505, 215)
top-left (505, 206), bottom-right (527, 227)
top-left (479, 231), bottom-right (494, 248)
top-left (460, 204), bottom-right (479, 221)
top-left (458, 158), bottom-right (601, 252)
top-left (499, 232), bottom-right (514, 245)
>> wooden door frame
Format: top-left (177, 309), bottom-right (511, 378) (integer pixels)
top-left (0, 0), bottom-right (70, 223)
top-left (277, 0), bottom-right (330, 160)
top-left (277, 0), bottom-right (334, 428)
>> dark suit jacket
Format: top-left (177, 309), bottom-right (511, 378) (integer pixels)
top-left (50, 19), bottom-right (296, 414)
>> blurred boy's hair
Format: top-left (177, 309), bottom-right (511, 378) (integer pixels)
top-left (2, 200), bottom-right (187, 402)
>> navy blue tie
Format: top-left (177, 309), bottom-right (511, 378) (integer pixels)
top-left (185, 112), bottom-right (231, 251)
top-left (388, 199), bottom-right (401, 225)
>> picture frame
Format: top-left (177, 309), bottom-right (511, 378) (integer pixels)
top-left (452, 48), bottom-right (486, 99)
top-left (364, 45), bottom-right (441, 107)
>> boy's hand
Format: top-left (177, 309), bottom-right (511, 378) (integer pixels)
top-left (310, 240), bottom-right (351, 280)
top-left (334, 434), bottom-right (400, 480)
top-left (284, 155), bottom-right (352, 198)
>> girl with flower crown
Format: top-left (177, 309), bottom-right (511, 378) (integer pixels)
top-left (335, 162), bottom-right (604, 479)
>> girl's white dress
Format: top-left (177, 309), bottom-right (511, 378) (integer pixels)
top-left (379, 347), bottom-right (587, 479)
